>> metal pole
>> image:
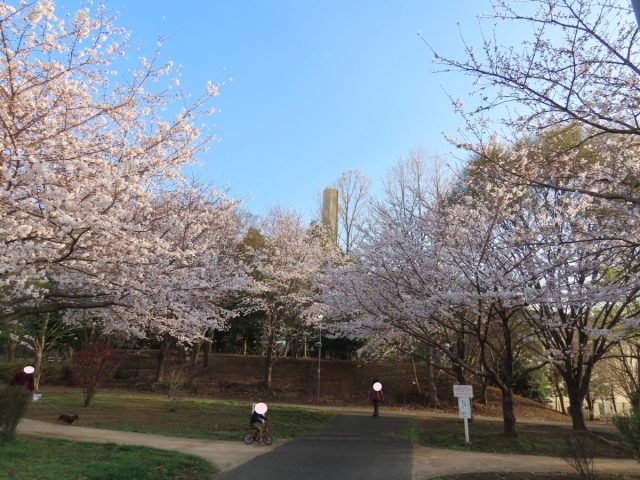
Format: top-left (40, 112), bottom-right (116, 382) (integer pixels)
top-left (464, 417), bottom-right (470, 443)
top-left (316, 323), bottom-right (322, 404)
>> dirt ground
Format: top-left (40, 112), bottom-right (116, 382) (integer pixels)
top-left (106, 352), bottom-right (568, 422)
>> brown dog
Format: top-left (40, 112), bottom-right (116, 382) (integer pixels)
top-left (57, 414), bottom-right (79, 424)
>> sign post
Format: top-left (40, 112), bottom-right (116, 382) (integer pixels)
top-left (453, 385), bottom-right (473, 444)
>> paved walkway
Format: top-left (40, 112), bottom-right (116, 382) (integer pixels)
top-left (218, 414), bottom-right (412, 480)
top-left (18, 417), bottom-right (640, 479)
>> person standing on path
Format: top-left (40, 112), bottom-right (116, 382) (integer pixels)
top-left (368, 379), bottom-right (383, 417)
top-left (10, 365), bottom-right (35, 392)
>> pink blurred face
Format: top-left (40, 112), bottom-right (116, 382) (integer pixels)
top-left (373, 382), bottom-right (382, 391)
top-left (255, 402), bottom-right (268, 414)
top-left (23, 366), bottom-right (35, 374)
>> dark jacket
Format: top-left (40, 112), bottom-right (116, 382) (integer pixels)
top-left (368, 387), bottom-right (382, 401)
top-left (250, 411), bottom-right (266, 424)
top-left (10, 371), bottom-right (35, 392)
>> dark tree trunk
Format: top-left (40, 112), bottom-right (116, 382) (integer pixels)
top-left (156, 337), bottom-right (171, 383)
top-left (501, 386), bottom-right (517, 437)
top-left (7, 339), bottom-right (16, 362)
top-left (203, 332), bottom-right (211, 368)
top-left (263, 323), bottom-right (275, 392)
top-left (411, 356), bottom-right (422, 396)
top-left (610, 385), bottom-right (617, 414)
top-left (424, 347), bottom-right (439, 407)
top-left (176, 346), bottom-right (185, 365)
top-left (264, 345), bottom-right (273, 392)
top-left (567, 383), bottom-right (588, 430)
top-left (553, 375), bottom-right (567, 414)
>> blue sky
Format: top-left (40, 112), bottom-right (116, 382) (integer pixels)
top-left (59, 0), bottom-right (498, 219)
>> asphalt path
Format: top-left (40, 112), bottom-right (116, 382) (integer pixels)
top-left (218, 414), bottom-right (412, 480)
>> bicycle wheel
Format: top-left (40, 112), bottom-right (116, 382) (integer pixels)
top-left (243, 432), bottom-right (255, 444)
top-left (263, 434), bottom-right (273, 446)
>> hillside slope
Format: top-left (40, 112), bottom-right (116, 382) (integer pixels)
top-left (114, 353), bottom-right (567, 422)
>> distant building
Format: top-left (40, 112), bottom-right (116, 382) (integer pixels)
top-left (321, 187), bottom-right (338, 246)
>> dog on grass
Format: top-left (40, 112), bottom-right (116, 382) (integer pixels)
top-left (57, 414), bottom-right (79, 425)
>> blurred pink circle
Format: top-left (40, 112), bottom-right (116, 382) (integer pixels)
top-left (23, 366), bottom-right (35, 374)
top-left (255, 402), bottom-right (268, 414)
top-left (373, 382), bottom-right (382, 391)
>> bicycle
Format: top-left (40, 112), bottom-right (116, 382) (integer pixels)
top-left (244, 419), bottom-right (273, 445)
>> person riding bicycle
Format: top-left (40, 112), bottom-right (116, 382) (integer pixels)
top-left (250, 404), bottom-right (268, 442)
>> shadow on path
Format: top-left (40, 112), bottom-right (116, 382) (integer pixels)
top-left (218, 414), bottom-right (412, 480)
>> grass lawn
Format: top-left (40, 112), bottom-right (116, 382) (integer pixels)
top-left (0, 436), bottom-right (216, 480)
top-left (412, 418), bottom-right (631, 458)
top-left (26, 389), bottom-right (333, 441)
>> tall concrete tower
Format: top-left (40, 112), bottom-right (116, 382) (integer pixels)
top-left (321, 187), bottom-right (339, 246)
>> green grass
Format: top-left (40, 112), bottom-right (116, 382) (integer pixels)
top-left (0, 436), bottom-right (216, 480)
top-left (26, 389), bottom-right (333, 441)
top-left (412, 418), bottom-right (631, 458)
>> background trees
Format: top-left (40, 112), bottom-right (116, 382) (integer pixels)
top-left (243, 207), bottom-right (328, 391)
top-left (332, 169), bottom-right (371, 254)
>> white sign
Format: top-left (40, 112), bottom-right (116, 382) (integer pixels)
top-left (458, 397), bottom-right (471, 419)
top-left (453, 384), bottom-right (474, 398)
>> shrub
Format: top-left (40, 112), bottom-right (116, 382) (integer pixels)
top-left (0, 386), bottom-right (31, 440)
top-left (613, 392), bottom-right (640, 463)
top-left (73, 346), bottom-right (125, 407)
top-left (167, 366), bottom-right (192, 412)
top-left (513, 358), bottom-right (552, 404)
top-left (562, 432), bottom-right (596, 479)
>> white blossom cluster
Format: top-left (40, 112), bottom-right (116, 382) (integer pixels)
top-left (0, 1), bottom-right (243, 341)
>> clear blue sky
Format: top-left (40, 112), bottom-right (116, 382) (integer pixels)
top-left (58, 0), bottom-right (498, 219)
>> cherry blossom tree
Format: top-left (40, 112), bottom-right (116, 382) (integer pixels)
top-left (0, 2), bottom-right (241, 338)
top-left (322, 152), bottom-right (559, 436)
top-left (426, 0), bottom-right (640, 429)
top-left (512, 187), bottom-right (640, 430)
top-left (243, 207), bottom-right (328, 392)
top-left (427, 0), bottom-right (640, 241)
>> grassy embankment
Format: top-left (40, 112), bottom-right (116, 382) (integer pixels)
top-left (0, 436), bottom-right (216, 480)
top-left (26, 389), bottom-right (333, 440)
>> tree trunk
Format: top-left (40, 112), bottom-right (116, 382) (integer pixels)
top-left (567, 383), bottom-right (588, 430)
top-left (7, 339), bottom-right (16, 362)
top-left (243, 336), bottom-right (248, 355)
top-left (585, 389), bottom-right (595, 421)
top-left (190, 342), bottom-right (200, 369)
top-left (611, 384), bottom-right (617, 414)
top-left (480, 377), bottom-right (489, 405)
top-left (156, 337), bottom-right (170, 383)
top-left (264, 343), bottom-right (274, 392)
top-left (176, 346), bottom-right (185, 365)
top-left (34, 349), bottom-right (44, 391)
top-left (553, 375), bottom-right (567, 414)
top-left (411, 356), bottom-right (422, 396)
top-left (501, 386), bottom-right (517, 437)
top-left (203, 333), bottom-right (211, 368)
top-left (66, 345), bottom-right (74, 363)
top-left (423, 348), bottom-right (439, 407)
